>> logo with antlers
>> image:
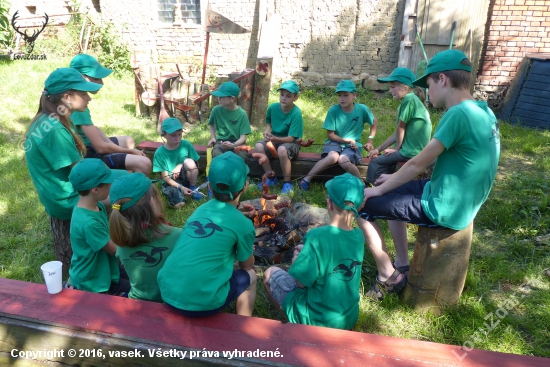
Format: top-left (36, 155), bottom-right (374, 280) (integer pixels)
top-left (11, 11), bottom-right (49, 54)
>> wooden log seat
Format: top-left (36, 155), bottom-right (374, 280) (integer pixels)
top-left (1, 277), bottom-right (547, 366)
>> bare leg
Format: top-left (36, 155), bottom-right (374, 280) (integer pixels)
top-left (255, 142), bottom-right (273, 173)
top-left (114, 136), bottom-right (135, 149)
top-left (357, 217), bottom-right (396, 282)
top-left (263, 266), bottom-right (283, 311)
top-left (388, 220), bottom-right (409, 268)
top-left (183, 158), bottom-right (198, 186)
top-left (278, 146), bottom-right (291, 182)
top-left (236, 268), bottom-right (257, 316)
top-left (124, 155), bottom-right (152, 175)
top-left (304, 151), bottom-right (339, 182)
top-left (338, 154), bottom-right (361, 178)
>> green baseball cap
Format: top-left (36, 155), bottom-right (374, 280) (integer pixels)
top-left (377, 67), bottom-right (416, 87)
top-left (413, 49), bottom-right (472, 88)
top-left (109, 173), bottom-right (154, 211)
top-left (211, 82), bottom-right (240, 97)
top-left (70, 54), bottom-right (113, 79)
top-left (69, 158), bottom-right (127, 191)
top-left (278, 80), bottom-right (299, 94)
top-left (335, 80), bottom-right (357, 93)
top-left (162, 118), bottom-right (183, 134)
top-left (209, 152), bottom-right (249, 199)
top-left (325, 173), bottom-right (364, 217)
top-left (44, 68), bottom-right (103, 95)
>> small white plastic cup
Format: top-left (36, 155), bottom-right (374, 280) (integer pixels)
top-left (40, 261), bottom-right (63, 294)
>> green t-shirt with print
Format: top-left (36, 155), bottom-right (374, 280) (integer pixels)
top-left (208, 105), bottom-right (252, 141)
top-left (25, 113), bottom-right (82, 220)
top-left (283, 225), bottom-right (365, 330)
top-left (397, 92), bottom-right (432, 158)
top-left (152, 140), bottom-right (200, 173)
top-left (71, 108), bottom-right (93, 147)
top-left (422, 100), bottom-right (500, 230)
top-left (266, 103), bottom-right (304, 138)
top-left (157, 199), bottom-right (255, 311)
top-left (116, 226), bottom-right (181, 302)
top-left (69, 202), bottom-right (120, 292)
top-left (322, 103), bottom-right (374, 150)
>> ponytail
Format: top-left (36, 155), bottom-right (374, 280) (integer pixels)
top-left (412, 86), bottom-right (426, 105)
top-left (109, 185), bottom-right (170, 248)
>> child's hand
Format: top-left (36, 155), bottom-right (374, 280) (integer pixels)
top-left (263, 132), bottom-right (272, 141)
top-left (171, 170), bottom-right (180, 179)
top-left (384, 148), bottom-right (397, 155)
top-left (374, 174), bottom-right (392, 186)
top-left (208, 138), bottom-right (216, 147)
top-left (130, 149), bottom-right (146, 157)
top-left (368, 149), bottom-right (379, 158)
top-left (347, 139), bottom-right (357, 149)
top-left (221, 141), bottom-right (235, 150)
top-left (179, 185), bottom-right (194, 195)
top-left (292, 244), bottom-right (303, 263)
top-left (363, 142), bottom-right (374, 151)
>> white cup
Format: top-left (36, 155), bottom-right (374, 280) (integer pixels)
top-left (40, 261), bottom-right (63, 294)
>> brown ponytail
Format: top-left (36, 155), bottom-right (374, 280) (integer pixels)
top-left (412, 87), bottom-right (426, 104)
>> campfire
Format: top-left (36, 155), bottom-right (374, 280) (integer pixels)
top-left (239, 172), bottom-right (330, 266)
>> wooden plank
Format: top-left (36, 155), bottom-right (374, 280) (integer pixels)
top-left (398, 0), bottom-right (418, 67)
top-left (424, 0), bottom-right (441, 45)
top-left (436, 1), bottom-right (456, 46)
top-left (0, 278), bottom-right (549, 367)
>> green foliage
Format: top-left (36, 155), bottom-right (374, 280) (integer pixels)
top-left (31, 13), bottom-right (82, 57)
top-left (93, 22), bottom-right (131, 77)
top-left (0, 0), bottom-right (13, 49)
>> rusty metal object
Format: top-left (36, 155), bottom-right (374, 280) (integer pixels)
top-left (266, 141), bottom-right (278, 158)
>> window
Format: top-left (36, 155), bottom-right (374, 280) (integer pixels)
top-left (158, 0), bottom-right (201, 24)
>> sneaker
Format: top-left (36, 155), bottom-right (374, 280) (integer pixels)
top-left (189, 185), bottom-right (205, 201)
top-left (257, 176), bottom-right (278, 189)
top-left (298, 179), bottom-right (310, 191)
top-left (281, 182), bottom-right (293, 194)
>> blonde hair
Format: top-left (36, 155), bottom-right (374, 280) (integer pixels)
top-left (109, 185), bottom-right (170, 248)
top-left (25, 91), bottom-right (86, 155)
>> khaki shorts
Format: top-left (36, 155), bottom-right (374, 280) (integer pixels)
top-left (257, 139), bottom-right (300, 160)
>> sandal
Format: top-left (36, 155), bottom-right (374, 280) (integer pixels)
top-left (366, 269), bottom-right (407, 300)
top-left (392, 261), bottom-right (410, 276)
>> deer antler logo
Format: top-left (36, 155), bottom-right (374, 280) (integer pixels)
top-left (11, 10), bottom-right (49, 54)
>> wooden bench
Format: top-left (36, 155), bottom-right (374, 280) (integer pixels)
top-left (1, 277), bottom-right (547, 366)
top-left (137, 141), bottom-right (371, 179)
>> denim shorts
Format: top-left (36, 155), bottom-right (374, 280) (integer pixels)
top-left (167, 269), bottom-right (251, 317)
top-left (267, 269), bottom-right (299, 307)
top-left (161, 166), bottom-right (190, 206)
top-left (321, 141), bottom-right (363, 165)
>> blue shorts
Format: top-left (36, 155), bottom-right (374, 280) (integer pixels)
top-left (358, 179), bottom-right (443, 228)
top-left (161, 167), bottom-right (190, 206)
top-left (321, 141), bottom-right (363, 165)
top-left (167, 269), bottom-right (251, 318)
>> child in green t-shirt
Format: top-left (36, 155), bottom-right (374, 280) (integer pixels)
top-left (207, 82), bottom-right (252, 161)
top-left (158, 152), bottom-right (257, 317)
top-left (299, 80), bottom-right (378, 190)
top-left (366, 68), bottom-right (432, 184)
top-left (263, 173), bottom-right (365, 330)
top-left (254, 80), bottom-right (304, 194)
top-left (109, 173), bottom-right (181, 302)
top-left (153, 118), bottom-right (202, 207)
top-left (67, 158), bottom-right (129, 295)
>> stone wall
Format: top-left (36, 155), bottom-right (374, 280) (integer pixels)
top-left (475, 0), bottom-right (550, 104)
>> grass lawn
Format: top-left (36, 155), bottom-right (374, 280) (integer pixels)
top-left (0, 58), bottom-right (548, 359)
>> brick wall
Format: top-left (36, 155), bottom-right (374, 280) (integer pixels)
top-left (476, 0), bottom-right (550, 95)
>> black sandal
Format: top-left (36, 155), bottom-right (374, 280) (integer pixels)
top-left (392, 261), bottom-right (410, 276)
top-left (366, 269), bottom-right (407, 300)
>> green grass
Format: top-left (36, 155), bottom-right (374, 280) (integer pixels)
top-left (0, 59), bottom-right (549, 358)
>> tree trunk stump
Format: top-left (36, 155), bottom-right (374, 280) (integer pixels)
top-left (50, 217), bottom-right (72, 279)
top-left (402, 222), bottom-right (473, 315)
top-left (250, 57), bottom-right (273, 127)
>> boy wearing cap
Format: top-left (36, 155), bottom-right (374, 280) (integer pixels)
top-left (207, 82), bottom-right (252, 161)
top-left (67, 158), bottom-right (130, 295)
top-left (70, 54), bottom-right (152, 175)
top-left (358, 50), bottom-right (500, 300)
top-left (263, 173), bottom-right (365, 330)
top-left (366, 67), bottom-right (431, 184)
top-left (254, 80), bottom-right (304, 194)
top-left (153, 118), bottom-right (202, 207)
top-left (158, 152), bottom-right (257, 317)
top-left (299, 80), bottom-right (378, 190)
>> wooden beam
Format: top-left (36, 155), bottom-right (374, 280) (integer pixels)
top-left (398, 0), bottom-right (419, 68)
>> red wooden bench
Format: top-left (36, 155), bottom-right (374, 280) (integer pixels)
top-left (1, 277), bottom-right (547, 366)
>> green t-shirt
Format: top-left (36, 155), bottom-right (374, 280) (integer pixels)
top-left (266, 103), bottom-right (304, 138)
top-left (152, 140), bottom-right (200, 173)
top-left (157, 199), bottom-right (255, 311)
top-left (116, 226), bottom-right (181, 302)
top-left (422, 100), bottom-right (500, 230)
top-left (25, 114), bottom-right (82, 220)
top-left (283, 225), bottom-right (364, 330)
top-left (208, 105), bottom-right (252, 141)
top-left (71, 108), bottom-right (93, 147)
top-left (322, 103), bottom-right (374, 150)
top-left (69, 202), bottom-right (120, 292)
top-left (397, 92), bottom-right (432, 158)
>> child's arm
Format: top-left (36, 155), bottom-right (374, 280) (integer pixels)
top-left (238, 254), bottom-right (255, 271)
top-left (384, 120), bottom-right (406, 156)
top-left (369, 134), bottom-right (396, 158)
top-left (81, 125), bottom-right (145, 156)
top-left (291, 245), bottom-right (305, 288)
top-left (102, 239), bottom-right (118, 256)
top-left (270, 135), bottom-right (295, 144)
top-left (364, 117), bottom-right (379, 152)
top-left (208, 125), bottom-right (217, 146)
top-left (160, 169), bottom-right (193, 195)
top-left (263, 124), bottom-right (272, 140)
top-left (327, 131), bottom-right (358, 149)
